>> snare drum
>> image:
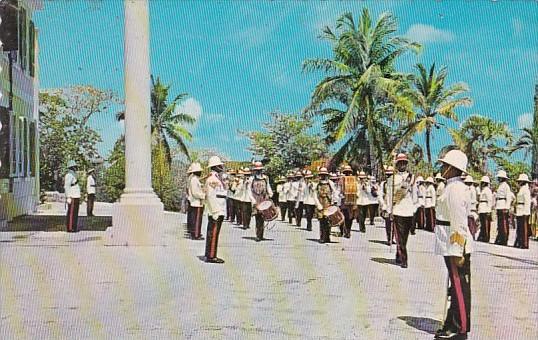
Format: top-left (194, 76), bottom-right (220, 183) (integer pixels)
top-left (324, 206), bottom-right (345, 228)
top-left (257, 200), bottom-right (279, 221)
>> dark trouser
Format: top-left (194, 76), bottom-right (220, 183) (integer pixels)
top-left (287, 201), bottom-right (295, 224)
top-left (235, 199), bottom-right (243, 225)
top-left (477, 213), bottom-right (491, 243)
top-left (304, 204), bottom-right (315, 231)
top-left (368, 204), bottom-right (378, 225)
top-left (255, 214), bottom-right (265, 240)
top-left (87, 194), bottom-right (95, 216)
top-left (66, 198), bottom-right (80, 232)
top-left (295, 201), bottom-right (304, 227)
top-left (495, 209), bottom-right (509, 245)
top-left (356, 205), bottom-right (368, 232)
top-left (279, 202), bottom-right (287, 221)
top-left (415, 206), bottom-right (425, 230)
top-left (425, 207), bottom-right (436, 232)
top-left (226, 198), bottom-right (234, 221)
top-left (515, 215), bottom-right (530, 249)
top-left (205, 215), bottom-right (224, 260)
top-left (189, 206), bottom-right (204, 239)
top-left (468, 215), bottom-right (477, 240)
top-left (242, 202), bottom-right (252, 229)
top-left (443, 255), bottom-right (471, 335)
top-left (341, 205), bottom-right (355, 237)
top-left (394, 215), bottom-right (412, 267)
top-left (385, 217), bottom-right (394, 244)
top-left (319, 217), bottom-right (331, 243)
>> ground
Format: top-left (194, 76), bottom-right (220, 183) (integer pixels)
top-left (1, 211), bottom-right (537, 340)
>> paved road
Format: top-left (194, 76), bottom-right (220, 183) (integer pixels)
top-left (1, 215), bottom-right (536, 339)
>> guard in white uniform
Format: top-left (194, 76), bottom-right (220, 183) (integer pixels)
top-left (494, 170), bottom-right (513, 246)
top-left (86, 168), bottom-right (96, 216)
top-left (240, 168), bottom-right (253, 229)
top-left (477, 176), bottom-right (494, 243)
top-left (356, 171), bottom-right (370, 233)
top-left (303, 171), bottom-right (317, 231)
top-left (295, 171), bottom-right (306, 227)
top-left (367, 176), bottom-right (379, 226)
top-left (204, 156), bottom-right (227, 263)
top-left (425, 176), bottom-right (437, 232)
top-left (380, 166), bottom-right (395, 245)
top-left (64, 160), bottom-right (81, 232)
top-left (187, 162), bottom-right (205, 240)
top-left (464, 176), bottom-right (478, 240)
top-left (414, 176), bottom-right (426, 231)
top-left (232, 170), bottom-right (244, 226)
top-left (434, 150), bottom-right (473, 340)
top-left (514, 174), bottom-right (532, 249)
top-left (287, 173), bottom-right (300, 224)
top-left (386, 154), bottom-right (417, 268)
top-left (276, 176), bottom-right (287, 221)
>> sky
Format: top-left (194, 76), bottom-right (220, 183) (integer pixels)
top-left (34, 0), bottom-right (537, 162)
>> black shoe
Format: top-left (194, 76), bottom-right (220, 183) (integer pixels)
top-left (401, 263), bottom-right (408, 268)
top-left (395, 257), bottom-right (402, 265)
top-left (360, 228), bottom-right (366, 233)
top-left (410, 230), bottom-right (416, 235)
top-left (344, 234), bottom-right (350, 239)
top-left (319, 239), bottom-right (325, 244)
top-left (255, 237), bottom-right (261, 242)
top-left (436, 330), bottom-right (465, 339)
top-left (205, 257), bottom-right (225, 264)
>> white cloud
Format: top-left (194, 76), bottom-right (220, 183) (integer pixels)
top-left (176, 97), bottom-right (202, 128)
top-left (405, 24), bottom-right (455, 43)
top-left (518, 112), bottom-right (533, 129)
top-left (204, 113), bottom-right (225, 124)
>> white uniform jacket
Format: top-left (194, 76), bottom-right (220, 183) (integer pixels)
top-left (188, 174), bottom-right (205, 208)
top-left (64, 171), bottom-right (81, 199)
top-left (277, 184), bottom-right (287, 203)
top-left (386, 172), bottom-right (417, 217)
top-left (478, 187), bottom-right (493, 214)
top-left (356, 180), bottom-right (371, 206)
top-left (434, 177), bottom-right (474, 257)
top-left (425, 184), bottom-right (436, 208)
top-left (515, 184), bottom-right (531, 216)
top-left (282, 181), bottom-right (292, 202)
top-left (240, 177), bottom-right (252, 203)
top-left (303, 181), bottom-right (317, 205)
top-left (495, 182), bottom-right (512, 210)
top-left (87, 175), bottom-right (96, 195)
top-left (204, 171), bottom-right (227, 218)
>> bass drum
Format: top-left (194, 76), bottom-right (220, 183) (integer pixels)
top-left (257, 200), bottom-right (279, 222)
top-left (324, 206), bottom-right (345, 228)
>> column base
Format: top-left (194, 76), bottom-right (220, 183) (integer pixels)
top-left (104, 192), bottom-right (166, 246)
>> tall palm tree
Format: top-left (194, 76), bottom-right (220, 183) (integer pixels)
top-left (303, 9), bottom-right (420, 173)
top-left (449, 115), bottom-right (513, 174)
top-left (399, 63), bottom-right (471, 165)
top-left (116, 76), bottom-right (195, 163)
top-left (512, 127), bottom-right (537, 175)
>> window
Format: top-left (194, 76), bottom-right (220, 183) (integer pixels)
top-left (29, 21), bottom-right (35, 77)
top-left (29, 120), bottom-right (36, 177)
top-left (19, 116), bottom-right (25, 177)
top-left (25, 118), bottom-right (30, 176)
top-left (18, 7), bottom-right (27, 71)
top-left (10, 113), bottom-right (17, 177)
top-left (0, 107), bottom-right (10, 179)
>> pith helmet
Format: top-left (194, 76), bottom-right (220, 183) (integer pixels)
top-left (253, 161), bottom-right (264, 170)
top-left (188, 162), bottom-right (202, 173)
top-left (517, 174), bottom-right (530, 182)
top-left (207, 156), bottom-right (224, 168)
top-left (342, 165), bottom-right (353, 174)
top-left (480, 176), bottom-right (490, 184)
top-left (242, 167), bottom-right (251, 175)
top-left (416, 176), bottom-right (424, 183)
top-left (330, 172), bottom-right (339, 180)
top-left (88, 168), bottom-right (95, 173)
top-left (464, 175), bottom-right (474, 184)
top-left (395, 153), bottom-right (408, 164)
top-left (496, 170), bottom-right (508, 179)
top-left (438, 149), bottom-right (468, 173)
top-left (435, 173), bottom-right (445, 181)
top-left (304, 170), bottom-right (314, 178)
top-left (385, 166), bottom-right (394, 174)
top-left (318, 167), bottom-right (329, 175)
top-left (67, 160), bottom-right (77, 168)
top-left (425, 176), bottom-right (434, 183)
top-left (358, 171), bottom-right (367, 178)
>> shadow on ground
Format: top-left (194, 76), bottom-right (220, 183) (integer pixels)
top-left (371, 257), bottom-right (400, 267)
top-left (398, 316), bottom-right (442, 334)
top-left (3, 215), bottom-right (112, 232)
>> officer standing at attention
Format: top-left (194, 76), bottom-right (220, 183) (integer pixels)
top-left (187, 162), bottom-right (205, 240)
top-left (86, 168), bottom-right (96, 217)
top-left (494, 170), bottom-right (513, 246)
top-left (204, 156), bottom-right (227, 264)
top-left (64, 160), bottom-right (81, 232)
top-left (477, 176), bottom-right (494, 243)
top-left (514, 174), bottom-right (532, 249)
top-left (434, 149), bottom-right (473, 340)
top-left (425, 176), bottom-right (437, 232)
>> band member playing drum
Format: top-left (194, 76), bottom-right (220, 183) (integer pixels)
top-left (340, 165), bottom-right (357, 238)
top-left (249, 162), bottom-right (274, 242)
top-left (314, 167), bottom-right (338, 244)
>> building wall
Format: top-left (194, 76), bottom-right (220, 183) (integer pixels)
top-left (0, 0), bottom-right (41, 222)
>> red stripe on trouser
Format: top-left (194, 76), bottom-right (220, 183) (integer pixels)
top-left (69, 201), bottom-right (74, 232)
top-left (210, 221), bottom-right (217, 258)
top-left (194, 208), bottom-right (201, 238)
top-left (523, 217), bottom-right (528, 248)
top-left (449, 258), bottom-right (468, 333)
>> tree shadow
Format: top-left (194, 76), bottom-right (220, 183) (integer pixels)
top-left (305, 238), bottom-right (339, 244)
top-left (370, 257), bottom-right (400, 267)
top-left (369, 240), bottom-right (390, 246)
top-left (476, 250), bottom-right (538, 266)
top-left (398, 316), bottom-right (442, 335)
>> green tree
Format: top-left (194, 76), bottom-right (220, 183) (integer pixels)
top-left (39, 87), bottom-right (115, 192)
top-left (243, 112), bottom-right (328, 180)
top-left (448, 115), bottom-right (513, 174)
top-left (399, 63), bottom-right (472, 164)
top-left (303, 9), bottom-right (420, 173)
top-left (102, 137), bottom-right (125, 202)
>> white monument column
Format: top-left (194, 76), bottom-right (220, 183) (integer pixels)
top-left (106, 0), bottom-right (164, 245)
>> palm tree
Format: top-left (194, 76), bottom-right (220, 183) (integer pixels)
top-left (303, 9), bottom-right (420, 173)
top-left (449, 115), bottom-right (513, 174)
top-left (512, 127), bottom-right (537, 175)
top-left (399, 63), bottom-right (471, 165)
top-left (116, 76), bottom-right (195, 163)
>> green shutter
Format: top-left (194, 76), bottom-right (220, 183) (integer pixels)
top-left (29, 21), bottom-right (35, 77)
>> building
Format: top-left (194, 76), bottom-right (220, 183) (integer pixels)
top-left (0, 0), bottom-right (43, 226)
